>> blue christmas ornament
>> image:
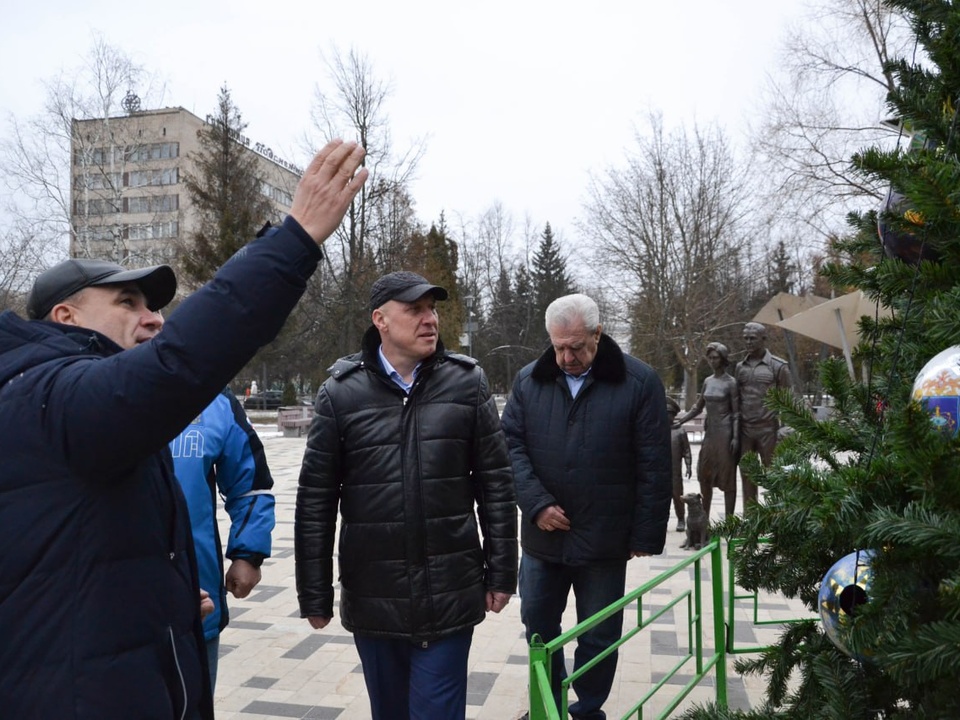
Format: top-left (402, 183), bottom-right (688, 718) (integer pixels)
top-left (877, 188), bottom-right (938, 264)
top-left (819, 550), bottom-right (873, 658)
top-left (912, 346), bottom-right (960, 438)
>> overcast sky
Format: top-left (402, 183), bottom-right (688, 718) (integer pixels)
top-left (0, 0), bottom-right (807, 244)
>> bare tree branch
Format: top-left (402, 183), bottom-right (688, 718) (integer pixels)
top-left (754, 0), bottom-right (914, 249)
top-left (580, 114), bottom-right (757, 405)
top-left (0, 34), bottom-right (166, 268)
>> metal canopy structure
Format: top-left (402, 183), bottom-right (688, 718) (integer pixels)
top-left (752, 292), bottom-right (828, 326)
top-left (776, 290), bottom-right (893, 378)
top-left (752, 292), bottom-right (829, 391)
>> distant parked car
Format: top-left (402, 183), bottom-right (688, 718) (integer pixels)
top-left (243, 390), bottom-right (284, 410)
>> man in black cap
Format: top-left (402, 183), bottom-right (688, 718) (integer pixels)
top-left (295, 271), bottom-right (518, 720)
top-left (25, 257), bottom-right (176, 345)
top-left (0, 139), bottom-right (367, 720)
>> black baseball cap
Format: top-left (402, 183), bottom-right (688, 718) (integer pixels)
top-left (27, 258), bottom-right (177, 320)
top-left (369, 271), bottom-right (448, 312)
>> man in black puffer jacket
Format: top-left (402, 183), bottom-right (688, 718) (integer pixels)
top-left (500, 293), bottom-right (671, 720)
top-left (295, 271), bottom-right (517, 720)
top-left (0, 140), bottom-right (367, 720)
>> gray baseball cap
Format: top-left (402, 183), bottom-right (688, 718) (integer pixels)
top-left (28, 258), bottom-right (177, 320)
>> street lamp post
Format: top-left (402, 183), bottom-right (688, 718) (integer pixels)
top-left (464, 295), bottom-right (477, 358)
top-left (484, 344), bottom-right (541, 392)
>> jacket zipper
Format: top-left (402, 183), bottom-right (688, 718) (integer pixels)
top-left (407, 372), bottom-right (435, 638)
top-left (167, 626), bottom-right (188, 720)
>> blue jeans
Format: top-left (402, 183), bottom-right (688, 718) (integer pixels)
top-left (519, 553), bottom-right (627, 720)
top-left (354, 629), bottom-right (473, 720)
top-left (205, 636), bottom-right (219, 694)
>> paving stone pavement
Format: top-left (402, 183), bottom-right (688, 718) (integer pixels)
top-left (212, 428), bottom-right (810, 719)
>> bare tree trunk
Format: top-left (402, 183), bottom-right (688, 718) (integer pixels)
top-left (683, 366), bottom-right (698, 410)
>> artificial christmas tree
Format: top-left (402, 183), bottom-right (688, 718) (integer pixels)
top-left (684, 1), bottom-right (960, 717)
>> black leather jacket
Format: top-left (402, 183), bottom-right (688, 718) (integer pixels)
top-left (295, 327), bottom-right (517, 641)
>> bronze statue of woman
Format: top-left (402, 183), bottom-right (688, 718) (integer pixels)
top-left (674, 342), bottom-right (740, 518)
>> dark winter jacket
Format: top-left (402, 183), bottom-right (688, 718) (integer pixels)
top-left (0, 217), bottom-right (320, 719)
top-left (295, 327), bottom-right (517, 642)
top-left (500, 334), bottom-right (672, 565)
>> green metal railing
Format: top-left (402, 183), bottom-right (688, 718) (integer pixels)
top-left (725, 538), bottom-right (809, 655)
top-left (528, 538), bottom-right (726, 720)
top-left (526, 537), bottom-right (809, 719)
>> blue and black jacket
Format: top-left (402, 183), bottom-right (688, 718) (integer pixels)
top-left (171, 389), bottom-right (275, 641)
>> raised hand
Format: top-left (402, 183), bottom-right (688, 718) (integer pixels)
top-left (289, 140), bottom-right (369, 243)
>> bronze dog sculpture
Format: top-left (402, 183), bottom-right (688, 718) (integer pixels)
top-left (679, 493), bottom-right (709, 550)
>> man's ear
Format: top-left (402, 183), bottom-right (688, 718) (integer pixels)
top-left (595, 323), bottom-right (603, 339)
top-left (48, 302), bottom-right (80, 326)
top-left (372, 307), bottom-right (388, 333)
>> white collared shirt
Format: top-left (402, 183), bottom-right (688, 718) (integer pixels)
top-left (563, 366), bottom-right (591, 399)
top-left (378, 345), bottom-right (421, 394)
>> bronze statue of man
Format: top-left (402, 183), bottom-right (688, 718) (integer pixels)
top-left (735, 322), bottom-right (791, 506)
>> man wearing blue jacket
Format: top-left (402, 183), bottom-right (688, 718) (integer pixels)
top-left (0, 140), bottom-right (367, 720)
top-left (171, 389), bottom-right (276, 689)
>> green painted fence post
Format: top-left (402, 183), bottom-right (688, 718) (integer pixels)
top-left (712, 539), bottom-right (728, 708)
top-left (529, 634), bottom-right (547, 720)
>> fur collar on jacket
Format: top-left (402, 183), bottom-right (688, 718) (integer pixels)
top-left (530, 333), bottom-right (626, 384)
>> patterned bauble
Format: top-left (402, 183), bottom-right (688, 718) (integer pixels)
top-left (819, 550), bottom-right (873, 658)
top-left (877, 188), bottom-right (939, 264)
top-left (911, 346), bottom-right (960, 438)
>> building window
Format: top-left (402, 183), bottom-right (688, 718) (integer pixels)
top-left (77, 225), bottom-right (122, 243)
top-left (125, 142), bottom-right (180, 162)
top-left (127, 168), bottom-right (179, 187)
top-left (76, 172), bottom-right (122, 190)
top-left (127, 220), bottom-right (179, 241)
top-left (127, 245), bottom-right (176, 266)
top-left (260, 181), bottom-right (293, 206)
top-left (75, 198), bottom-right (121, 215)
top-left (75, 146), bottom-right (123, 166)
top-left (125, 194), bottom-right (179, 213)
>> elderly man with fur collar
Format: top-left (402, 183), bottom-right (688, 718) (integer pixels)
top-left (500, 293), bottom-right (671, 720)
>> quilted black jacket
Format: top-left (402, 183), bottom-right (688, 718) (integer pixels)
top-left (295, 327), bottom-right (517, 641)
top-left (0, 217), bottom-right (322, 719)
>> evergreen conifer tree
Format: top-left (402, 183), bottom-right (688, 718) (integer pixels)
top-left (179, 85), bottom-right (291, 394)
top-left (686, 2), bottom-right (960, 717)
top-left (479, 268), bottom-right (521, 392)
top-left (405, 223), bottom-right (463, 352)
top-left (179, 85), bottom-right (276, 288)
top-left (530, 222), bottom-right (575, 348)
top-left (513, 264), bottom-right (538, 353)
top-left (765, 240), bottom-right (798, 298)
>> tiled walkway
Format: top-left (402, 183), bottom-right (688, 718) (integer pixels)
top-left (213, 431), bottom-right (809, 719)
